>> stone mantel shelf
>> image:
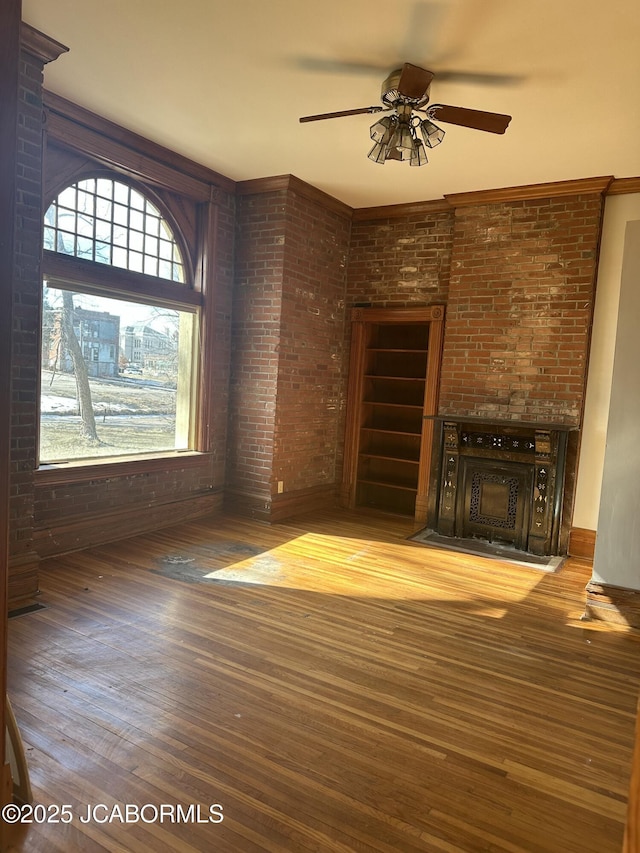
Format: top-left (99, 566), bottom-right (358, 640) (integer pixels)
top-left (427, 415), bottom-right (578, 432)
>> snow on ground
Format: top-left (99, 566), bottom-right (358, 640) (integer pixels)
top-left (40, 395), bottom-right (136, 414)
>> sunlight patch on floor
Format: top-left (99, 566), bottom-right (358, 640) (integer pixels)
top-left (203, 531), bottom-right (542, 608)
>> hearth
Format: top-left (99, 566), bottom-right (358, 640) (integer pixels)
top-left (431, 418), bottom-right (572, 556)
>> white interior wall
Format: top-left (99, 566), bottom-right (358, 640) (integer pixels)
top-left (591, 218), bottom-right (640, 588)
top-left (573, 193), bottom-right (640, 531)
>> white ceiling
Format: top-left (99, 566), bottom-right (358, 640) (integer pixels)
top-left (22, 0), bottom-right (640, 208)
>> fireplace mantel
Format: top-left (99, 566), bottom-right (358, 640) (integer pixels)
top-left (430, 417), bottom-right (573, 556)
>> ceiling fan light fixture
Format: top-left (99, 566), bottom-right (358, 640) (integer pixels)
top-left (389, 122), bottom-right (415, 154)
top-left (410, 139), bottom-right (428, 167)
top-left (386, 146), bottom-right (405, 162)
top-left (420, 118), bottom-right (445, 148)
top-left (369, 115), bottom-right (396, 145)
top-left (367, 141), bottom-right (389, 164)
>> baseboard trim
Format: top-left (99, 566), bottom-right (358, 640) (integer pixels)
top-left (568, 527), bottom-right (596, 559)
top-left (8, 551), bottom-right (41, 608)
top-left (223, 489), bottom-right (272, 521)
top-left (584, 581), bottom-right (640, 629)
top-left (269, 484), bottom-right (337, 522)
top-left (34, 491), bottom-right (223, 558)
top-left (224, 483), bottom-right (337, 523)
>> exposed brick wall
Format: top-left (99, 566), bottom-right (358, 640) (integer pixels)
top-left (208, 190), bottom-right (235, 487)
top-left (229, 186), bottom-right (351, 514)
top-left (274, 190), bottom-right (350, 496)
top-left (34, 465), bottom-right (215, 529)
top-left (346, 211), bottom-right (454, 307)
top-left (228, 190), bottom-right (286, 506)
top-left (10, 46), bottom-right (47, 601)
top-left (438, 195), bottom-right (604, 425)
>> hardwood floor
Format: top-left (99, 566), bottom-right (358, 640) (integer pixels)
top-left (6, 508), bottom-right (640, 852)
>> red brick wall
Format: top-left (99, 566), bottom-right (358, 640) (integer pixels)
top-left (438, 195), bottom-right (604, 425)
top-left (10, 46), bottom-right (47, 601)
top-left (347, 211), bottom-right (454, 307)
top-left (274, 190), bottom-right (351, 497)
top-left (229, 185), bottom-right (351, 515)
top-left (228, 190), bottom-right (287, 508)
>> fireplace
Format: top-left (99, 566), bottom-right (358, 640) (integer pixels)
top-left (432, 418), bottom-right (573, 556)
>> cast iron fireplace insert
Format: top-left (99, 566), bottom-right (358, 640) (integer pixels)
top-left (432, 417), bottom-right (573, 557)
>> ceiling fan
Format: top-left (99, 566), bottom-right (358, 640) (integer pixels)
top-left (299, 62), bottom-right (512, 166)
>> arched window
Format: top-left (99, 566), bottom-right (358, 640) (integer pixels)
top-left (44, 177), bottom-right (186, 282)
top-left (39, 177), bottom-right (200, 465)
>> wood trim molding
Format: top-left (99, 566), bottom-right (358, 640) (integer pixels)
top-left (8, 551), bottom-right (40, 608)
top-left (43, 91), bottom-right (235, 199)
top-left (223, 488), bottom-right (272, 521)
top-left (584, 581), bottom-right (640, 629)
top-left (224, 484), bottom-right (337, 523)
top-left (35, 451), bottom-right (211, 486)
top-left (608, 177), bottom-right (640, 196)
top-left (350, 305), bottom-right (445, 324)
top-left (269, 483), bottom-right (336, 522)
top-left (568, 527), bottom-right (596, 560)
top-left (236, 174), bottom-right (352, 219)
top-left (445, 176), bottom-right (614, 207)
top-left (34, 491), bottom-right (223, 559)
top-left (350, 176), bottom-right (624, 220)
top-left (21, 22), bottom-right (69, 64)
top-left (235, 174), bottom-right (291, 196)
top-left (43, 249), bottom-right (202, 308)
top-left (352, 198), bottom-right (452, 221)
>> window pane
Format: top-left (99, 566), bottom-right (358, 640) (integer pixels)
top-left (59, 186), bottom-right (76, 208)
top-left (44, 178), bottom-right (187, 283)
top-left (113, 203), bottom-right (128, 227)
top-left (43, 226), bottom-right (55, 251)
top-left (76, 236), bottom-right (94, 260)
top-left (130, 188), bottom-right (145, 211)
top-left (114, 182), bottom-right (129, 204)
top-left (96, 179), bottom-right (113, 199)
top-left (130, 209), bottom-right (144, 232)
top-left (112, 246), bottom-right (128, 268)
top-left (129, 230), bottom-right (143, 253)
top-left (40, 287), bottom-right (196, 463)
top-left (76, 215), bottom-right (95, 238)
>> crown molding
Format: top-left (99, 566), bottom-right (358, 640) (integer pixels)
top-left (21, 23), bottom-right (68, 64)
top-left (235, 174), bottom-right (291, 195)
top-left (352, 198), bottom-right (452, 221)
top-left (43, 91), bottom-right (235, 199)
top-left (444, 176), bottom-right (614, 207)
top-left (607, 177), bottom-right (640, 195)
top-left (236, 174), bottom-right (352, 219)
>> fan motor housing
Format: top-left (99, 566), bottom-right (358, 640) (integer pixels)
top-left (381, 67), bottom-right (432, 108)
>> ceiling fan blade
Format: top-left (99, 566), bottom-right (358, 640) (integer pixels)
top-left (396, 63), bottom-right (434, 99)
top-left (428, 104), bottom-right (512, 134)
top-left (299, 106), bottom-right (384, 123)
top-left (295, 57), bottom-right (389, 76)
top-left (436, 69), bottom-right (524, 86)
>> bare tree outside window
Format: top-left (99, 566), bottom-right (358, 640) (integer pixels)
top-left (60, 290), bottom-right (100, 443)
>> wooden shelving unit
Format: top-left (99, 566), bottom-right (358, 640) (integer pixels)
top-left (342, 306), bottom-right (445, 524)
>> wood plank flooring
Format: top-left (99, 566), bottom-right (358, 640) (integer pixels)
top-left (6, 508), bottom-right (640, 852)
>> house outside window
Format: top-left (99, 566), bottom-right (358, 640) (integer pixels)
top-left (40, 176), bottom-right (201, 464)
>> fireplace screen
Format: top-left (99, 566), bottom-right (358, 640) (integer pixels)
top-left (434, 420), bottom-right (569, 556)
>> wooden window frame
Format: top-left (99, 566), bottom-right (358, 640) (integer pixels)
top-left (36, 121), bottom-right (223, 482)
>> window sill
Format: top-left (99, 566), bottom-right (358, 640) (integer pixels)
top-left (35, 450), bottom-right (209, 486)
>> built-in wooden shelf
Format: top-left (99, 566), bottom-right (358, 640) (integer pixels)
top-left (341, 306), bottom-right (445, 524)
